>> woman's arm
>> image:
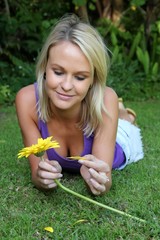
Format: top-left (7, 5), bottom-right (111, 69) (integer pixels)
top-left (15, 85), bottom-right (62, 190)
top-left (80, 87), bottom-right (118, 195)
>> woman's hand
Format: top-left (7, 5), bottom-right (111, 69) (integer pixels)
top-left (36, 159), bottom-right (63, 190)
top-left (79, 155), bottom-right (111, 195)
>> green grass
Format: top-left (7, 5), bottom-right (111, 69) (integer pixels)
top-left (0, 101), bottom-right (160, 240)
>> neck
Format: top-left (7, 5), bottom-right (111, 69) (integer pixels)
top-left (50, 104), bottom-right (82, 124)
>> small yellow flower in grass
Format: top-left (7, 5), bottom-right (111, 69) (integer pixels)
top-left (17, 137), bottom-right (60, 158)
top-left (44, 226), bottom-right (54, 233)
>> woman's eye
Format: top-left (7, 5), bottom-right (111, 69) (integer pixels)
top-left (76, 76), bottom-right (86, 81)
top-left (54, 70), bottom-right (63, 76)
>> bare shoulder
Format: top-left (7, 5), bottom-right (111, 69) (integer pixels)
top-left (15, 84), bottom-right (37, 121)
top-left (16, 84), bottom-right (35, 103)
top-left (104, 86), bottom-right (118, 102)
top-left (103, 87), bottom-right (118, 111)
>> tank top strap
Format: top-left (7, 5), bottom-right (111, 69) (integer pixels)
top-left (34, 82), bottom-right (49, 138)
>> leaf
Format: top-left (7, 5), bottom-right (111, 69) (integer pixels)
top-left (111, 45), bottom-right (120, 64)
top-left (131, 0), bottom-right (146, 7)
top-left (143, 51), bottom-right (150, 75)
top-left (136, 46), bottom-right (144, 64)
top-left (89, 2), bottom-right (95, 11)
top-left (111, 32), bottom-right (117, 46)
top-left (128, 31), bottom-right (141, 61)
top-left (152, 62), bottom-right (159, 76)
top-left (72, 0), bottom-right (86, 6)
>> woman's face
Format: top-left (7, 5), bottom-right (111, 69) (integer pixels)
top-left (45, 41), bottom-right (93, 113)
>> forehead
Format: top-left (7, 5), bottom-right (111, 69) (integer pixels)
top-left (48, 41), bottom-right (92, 71)
top-left (49, 41), bottom-right (84, 58)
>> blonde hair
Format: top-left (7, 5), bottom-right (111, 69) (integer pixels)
top-left (36, 14), bottom-right (110, 136)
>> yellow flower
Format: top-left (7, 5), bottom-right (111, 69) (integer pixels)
top-left (18, 137), bottom-right (60, 158)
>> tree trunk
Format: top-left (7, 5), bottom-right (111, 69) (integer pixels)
top-left (76, 5), bottom-right (89, 22)
top-left (111, 0), bottom-right (124, 23)
top-left (4, 0), bottom-right (10, 19)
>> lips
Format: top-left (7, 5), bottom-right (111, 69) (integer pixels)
top-left (56, 91), bottom-right (74, 100)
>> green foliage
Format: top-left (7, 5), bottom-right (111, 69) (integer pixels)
top-left (108, 61), bottom-right (145, 100)
top-left (96, 5), bottom-right (160, 99)
top-left (136, 47), bottom-right (150, 75)
top-left (0, 57), bottom-right (35, 105)
top-left (72, 0), bottom-right (87, 6)
top-left (130, 0), bottom-right (146, 7)
top-left (0, 0), bottom-right (160, 105)
top-left (0, 0), bottom-right (70, 102)
top-left (0, 85), bottom-right (13, 105)
top-left (128, 30), bottom-right (142, 62)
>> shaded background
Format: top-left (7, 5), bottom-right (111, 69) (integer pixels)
top-left (0, 0), bottom-right (160, 105)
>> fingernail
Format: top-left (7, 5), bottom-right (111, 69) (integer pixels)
top-left (89, 168), bottom-right (94, 174)
top-left (58, 174), bottom-right (63, 178)
top-left (78, 160), bottom-right (85, 164)
top-left (90, 178), bottom-right (94, 183)
top-left (106, 177), bottom-right (110, 182)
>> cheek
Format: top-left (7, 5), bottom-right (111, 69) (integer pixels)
top-left (81, 78), bottom-right (93, 95)
top-left (45, 75), bottom-right (57, 90)
top-left (78, 84), bottom-right (90, 99)
top-left (44, 79), bottom-right (54, 97)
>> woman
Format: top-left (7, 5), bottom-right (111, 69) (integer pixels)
top-left (16, 14), bottom-right (143, 195)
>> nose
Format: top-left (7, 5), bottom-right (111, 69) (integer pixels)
top-left (61, 74), bottom-right (73, 91)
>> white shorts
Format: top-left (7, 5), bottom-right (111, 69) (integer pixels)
top-left (116, 119), bottom-right (144, 170)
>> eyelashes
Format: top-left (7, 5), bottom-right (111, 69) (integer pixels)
top-left (53, 70), bottom-right (86, 81)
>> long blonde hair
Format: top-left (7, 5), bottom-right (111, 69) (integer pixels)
top-left (36, 14), bottom-right (110, 136)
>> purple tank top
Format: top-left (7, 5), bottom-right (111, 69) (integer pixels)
top-left (34, 83), bottom-right (125, 172)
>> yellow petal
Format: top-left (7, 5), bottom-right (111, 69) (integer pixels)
top-left (73, 219), bottom-right (88, 225)
top-left (44, 226), bottom-right (54, 233)
top-left (68, 156), bottom-right (86, 160)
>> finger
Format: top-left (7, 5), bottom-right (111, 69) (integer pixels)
top-left (40, 181), bottom-right (57, 189)
top-left (37, 169), bottom-right (63, 179)
top-left (99, 172), bottom-right (110, 184)
top-left (78, 159), bottom-right (100, 170)
top-left (90, 178), bottom-right (106, 193)
top-left (39, 160), bottom-right (59, 173)
top-left (80, 165), bottom-right (101, 195)
top-left (79, 154), bottom-right (96, 162)
top-left (89, 184), bottom-right (101, 195)
top-left (89, 168), bottom-right (109, 185)
top-left (78, 156), bottom-right (110, 173)
top-left (40, 178), bottom-right (56, 186)
top-left (48, 182), bottom-right (57, 189)
top-left (79, 160), bottom-right (110, 173)
top-left (46, 160), bottom-right (62, 172)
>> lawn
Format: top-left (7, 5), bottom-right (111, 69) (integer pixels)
top-left (0, 101), bottom-right (160, 240)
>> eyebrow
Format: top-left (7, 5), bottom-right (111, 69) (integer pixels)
top-left (50, 64), bottom-right (91, 74)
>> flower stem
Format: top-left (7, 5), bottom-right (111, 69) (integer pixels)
top-left (54, 179), bottom-right (146, 223)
